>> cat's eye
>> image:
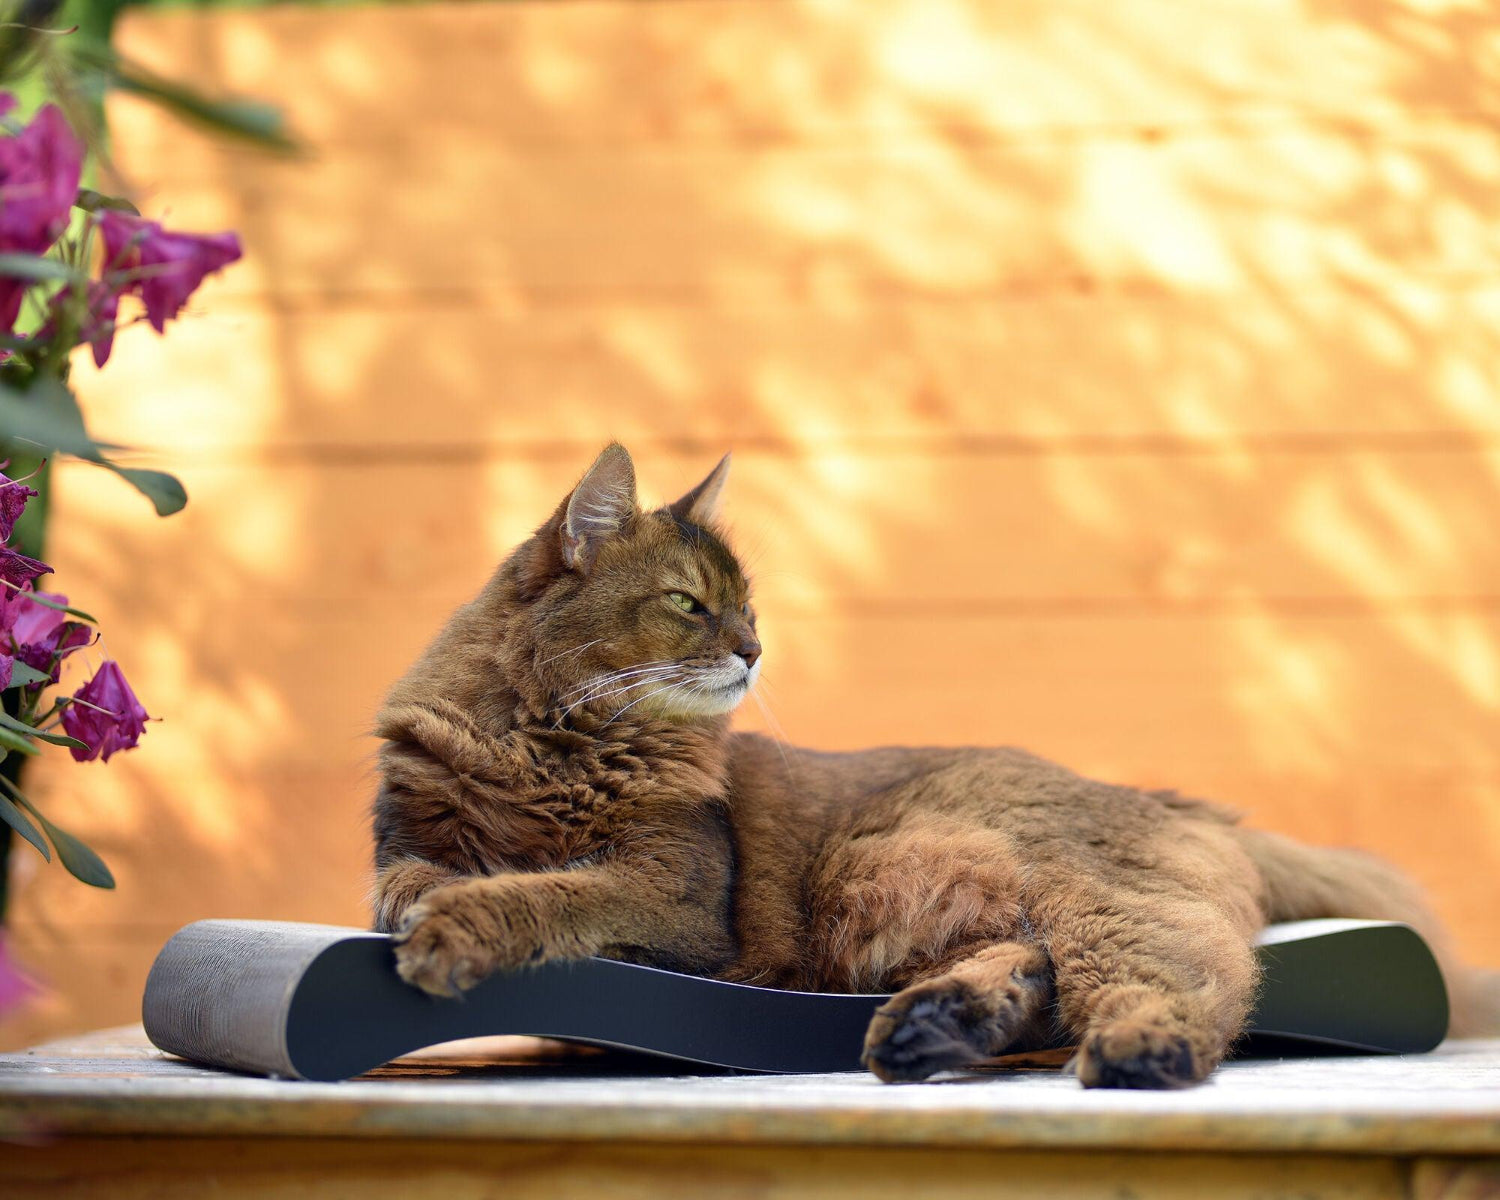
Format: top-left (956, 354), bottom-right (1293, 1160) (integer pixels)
top-left (667, 592), bottom-right (702, 614)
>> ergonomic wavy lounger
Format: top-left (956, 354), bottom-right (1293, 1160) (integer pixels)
top-left (142, 918), bottom-right (1449, 1082)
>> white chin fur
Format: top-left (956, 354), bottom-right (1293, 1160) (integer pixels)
top-left (660, 658), bottom-right (758, 718)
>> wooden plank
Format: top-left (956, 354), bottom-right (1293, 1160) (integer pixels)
top-left (72, 287), bottom-right (1500, 449)
top-left (98, 130), bottom-right (1500, 302)
top-left (40, 450), bottom-right (1500, 609)
top-left (20, 585), bottom-right (1500, 776)
top-left (0, 1136), bottom-right (1415, 1200)
top-left (0, 1026), bottom-right (1497, 1166)
top-left (115, 0), bottom-right (1498, 148)
top-left (1412, 1160), bottom-right (1500, 1200)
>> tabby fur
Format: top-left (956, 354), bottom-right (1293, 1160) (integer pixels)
top-left (373, 444), bottom-right (1497, 1087)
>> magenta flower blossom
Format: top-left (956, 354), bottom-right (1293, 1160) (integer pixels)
top-left (19, 621), bottom-right (90, 684)
top-left (4, 586), bottom-right (65, 646)
top-left (46, 279), bottom-right (122, 369)
top-left (0, 100), bottom-right (84, 333)
top-left (62, 660), bottom-right (150, 762)
top-left (96, 210), bottom-right (241, 358)
top-left (0, 589), bottom-right (79, 690)
top-left (0, 545), bottom-right (51, 589)
top-left (0, 469), bottom-right (38, 543)
top-left (0, 934), bottom-right (38, 1017)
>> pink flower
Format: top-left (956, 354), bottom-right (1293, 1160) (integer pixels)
top-left (0, 588), bottom-right (83, 688)
top-left (0, 468), bottom-right (38, 543)
top-left (0, 933), bottom-right (39, 1018)
top-left (98, 210), bottom-right (241, 348)
top-left (4, 587), bottom-right (65, 647)
top-left (38, 278), bottom-right (122, 367)
top-left (0, 545), bottom-right (51, 589)
top-left (62, 660), bottom-right (150, 762)
top-left (45, 279), bottom-right (121, 368)
top-left (0, 101), bottom-right (84, 333)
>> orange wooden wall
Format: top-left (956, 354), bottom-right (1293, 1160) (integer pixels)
top-left (4, 0), bottom-right (1499, 1048)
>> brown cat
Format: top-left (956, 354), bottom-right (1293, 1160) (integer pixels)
top-left (372, 443), bottom-right (1497, 1087)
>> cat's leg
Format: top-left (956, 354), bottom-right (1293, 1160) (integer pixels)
top-left (861, 941), bottom-right (1054, 1082)
top-left (382, 833), bottom-right (735, 997)
top-left (1042, 888), bottom-right (1259, 1089)
top-left (372, 856), bottom-right (465, 933)
top-left (392, 870), bottom-right (605, 995)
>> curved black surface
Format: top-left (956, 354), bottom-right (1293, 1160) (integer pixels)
top-left (286, 939), bottom-right (887, 1080)
top-left (279, 920), bottom-right (1449, 1081)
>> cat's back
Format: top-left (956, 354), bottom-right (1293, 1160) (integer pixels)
top-left (726, 734), bottom-right (1238, 838)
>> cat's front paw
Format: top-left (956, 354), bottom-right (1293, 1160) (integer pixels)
top-left (1072, 1020), bottom-right (1202, 1089)
top-left (391, 886), bottom-right (541, 998)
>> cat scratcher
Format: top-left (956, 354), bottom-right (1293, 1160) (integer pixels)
top-left (141, 918), bottom-right (1449, 1081)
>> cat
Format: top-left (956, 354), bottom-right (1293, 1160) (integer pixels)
top-left (372, 443), bottom-right (1498, 1087)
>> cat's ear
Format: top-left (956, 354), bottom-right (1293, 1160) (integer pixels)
top-left (562, 442), bottom-right (638, 573)
top-left (669, 453), bottom-right (731, 525)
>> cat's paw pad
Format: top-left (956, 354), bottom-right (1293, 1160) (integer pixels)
top-left (862, 986), bottom-right (987, 1082)
top-left (391, 902), bottom-right (497, 998)
top-left (1072, 1022), bottom-right (1201, 1089)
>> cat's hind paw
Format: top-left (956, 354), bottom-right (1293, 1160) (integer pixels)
top-left (1072, 1021), bottom-right (1202, 1089)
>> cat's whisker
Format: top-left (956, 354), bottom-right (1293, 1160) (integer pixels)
top-left (750, 689), bottom-right (797, 781)
top-left (558, 661), bottom-right (678, 703)
top-left (605, 679), bottom-right (687, 724)
top-left (555, 665), bottom-right (686, 724)
top-left (535, 638), bottom-right (603, 668)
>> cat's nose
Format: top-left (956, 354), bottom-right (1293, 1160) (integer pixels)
top-left (735, 638), bottom-right (761, 669)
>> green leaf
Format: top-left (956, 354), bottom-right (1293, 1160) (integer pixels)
top-left (0, 710), bottom-right (87, 750)
top-left (115, 76), bottom-right (295, 153)
top-left (3, 783), bottom-right (114, 889)
top-left (0, 253), bottom-right (86, 285)
top-left (0, 376), bottom-right (186, 516)
top-left (0, 726), bottom-right (39, 756)
top-left (74, 188), bottom-right (140, 217)
top-left (70, 45), bottom-right (296, 154)
top-left (0, 590), bottom-right (95, 624)
top-left (6, 661), bottom-right (50, 689)
top-left (105, 464), bottom-right (187, 517)
top-left (0, 790), bottom-right (49, 861)
top-left (0, 374), bottom-right (100, 459)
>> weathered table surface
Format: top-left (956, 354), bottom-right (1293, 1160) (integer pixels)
top-left (2, 1026), bottom-right (1498, 1198)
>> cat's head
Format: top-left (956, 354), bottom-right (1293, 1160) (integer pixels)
top-left (504, 443), bottom-right (760, 724)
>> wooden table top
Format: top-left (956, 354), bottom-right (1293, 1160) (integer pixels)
top-left (3, 1027), bottom-right (1498, 1156)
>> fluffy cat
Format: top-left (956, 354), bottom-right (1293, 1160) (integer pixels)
top-left (372, 443), bottom-right (1497, 1087)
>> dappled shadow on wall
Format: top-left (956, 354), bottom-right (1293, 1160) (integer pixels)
top-left (7, 0), bottom-right (1499, 1044)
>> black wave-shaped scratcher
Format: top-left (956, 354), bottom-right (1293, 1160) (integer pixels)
top-left (141, 918), bottom-right (1449, 1081)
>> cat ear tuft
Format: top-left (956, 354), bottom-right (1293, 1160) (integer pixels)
top-left (669, 453), bottom-right (731, 525)
top-left (563, 443), bottom-right (638, 573)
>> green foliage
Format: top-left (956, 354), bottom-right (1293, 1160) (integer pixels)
top-left (2, 776), bottom-right (114, 887)
top-left (0, 709), bottom-right (87, 749)
top-left (0, 789), bottom-right (47, 859)
top-left (0, 373), bottom-right (189, 515)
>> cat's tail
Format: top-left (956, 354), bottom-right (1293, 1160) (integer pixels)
top-left (1235, 827), bottom-right (1500, 1036)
